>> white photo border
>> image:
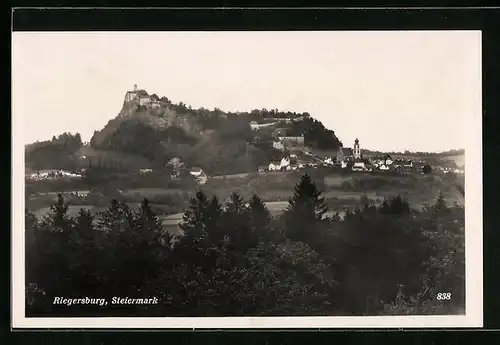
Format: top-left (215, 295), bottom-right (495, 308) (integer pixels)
top-left (11, 30), bottom-right (483, 329)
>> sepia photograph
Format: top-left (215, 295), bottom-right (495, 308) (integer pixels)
top-left (12, 30), bottom-right (482, 328)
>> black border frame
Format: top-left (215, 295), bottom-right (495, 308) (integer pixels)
top-left (8, 6), bottom-right (500, 344)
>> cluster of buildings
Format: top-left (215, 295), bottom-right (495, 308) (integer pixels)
top-left (436, 166), bottom-right (465, 175)
top-left (250, 115), bottom-right (308, 131)
top-left (334, 139), bottom-right (420, 173)
top-left (26, 169), bottom-right (83, 181)
top-left (267, 155), bottom-right (298, 172)
top-left (188, 167), bottom-right (208, 185)
top-left (124, 84), bottom-right (163, 109)
top-left (272, 135), bottom-right (305, 151)
top-left (261, 137), bottom-right (452, 176)
top-left (139, 157), bottom-right (208, 185)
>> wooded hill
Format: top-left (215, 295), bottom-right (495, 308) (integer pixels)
top-left (25, 93), bottom-right (344, 175)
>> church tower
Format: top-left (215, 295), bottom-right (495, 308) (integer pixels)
top-left (353, 138), bottom-right (361, 159)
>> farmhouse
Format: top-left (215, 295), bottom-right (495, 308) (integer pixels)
top-left (166, 157), bottom-right (184, 170)
top-left (352, 161), bottom-right (368, 172)
top-left (268, 162), bottom-right (280, 171)
top-left (323, 157), bottom-right (334, 166)
top-left (280, 156), bottom-right (291, 171)
top-left (250, 121), bottom-right (277, 130)
top-left (189, 167), bottom-right (204, 177)
top-left (277, 135), bottom-right (305, 147)
top-left (273, 140), bottom-right (285, 151)
top-left (371, 154), bottom-right (393, 167)
top-left (393, 159), bottom-right (413, 168)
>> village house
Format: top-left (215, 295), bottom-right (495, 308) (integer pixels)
top-left (272, 140), bottom-right (285, 151)
top-left (352, 161), bottom-right (366, 171)
top-left (278, 135), bottom-right (305, 147)
top-left (189, 167), bottom-right (204, 178)
top-left (323, 157), bottom-right (334, 166)
top-left (393, 159), bottom-right (413, 169)
top-left (371, 154), bottom-right (393, 167)
top-left (189, 167), bottom-right (207, 184)
top-left (73, 190), bottom-right (90, 197)
top-left (166, 157), bottom-right (184, 170)
top-left (280, 156), bottom-right (291, 171)
top-left (257, 165), bottom-right (268, 173)
top-left (268, 118), bottom-right (292, 124)
top-left (250, 121), bottom-right (277, 130)
top-left (139, 168), bottom-right (153, 174)
top-left (268, 162), bottom-right (280, 171)
top-left (336, 147), bottom-right (354, 164)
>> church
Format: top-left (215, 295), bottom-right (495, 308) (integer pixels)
top-left (336, 138), bottom-right (362, 164)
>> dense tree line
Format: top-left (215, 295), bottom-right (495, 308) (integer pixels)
top-left (363, 149), bottom-right (464, 157)
top-left (25, 132), bottom-right (83, 171)
top-left (25, 174), bottom-right (465, 317)
top-left (287, 117), bottom-right (343, 150)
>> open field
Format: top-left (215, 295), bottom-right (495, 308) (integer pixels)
top-left (121, 188), bottom-right (189, 197)
top-left (441, 154), bottom-right (465, 167)
top-left (28, 169), bottom-right (464, 238)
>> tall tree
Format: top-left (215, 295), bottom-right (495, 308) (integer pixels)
top-left (389, 195), bottom-right (411, 215)
top-left (247, 194), bottom-right (275, 242)
top-left (68, 209), bottom-right (99, 295)
top-left (129, 198), bottom-right (170, 301)
top-left (95, 199), bottom-right (136, 297)
top-left (29, 195), bottom-right (75, 305)
top-left (284, 174), bottom-right (328, 244)
top-left (179, 190), bottom-right (210, 243)
top-left (222, 192), bottom-right (253, 251)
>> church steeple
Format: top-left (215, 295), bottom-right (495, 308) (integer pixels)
top-left (353, 138), bottom-right (361, 159)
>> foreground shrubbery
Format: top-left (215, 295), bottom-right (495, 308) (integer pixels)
top-left (25, 174), bottom-right (465, 316)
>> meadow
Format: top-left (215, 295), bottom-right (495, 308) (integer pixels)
top-left (27, 169), bottom-right (464, 237)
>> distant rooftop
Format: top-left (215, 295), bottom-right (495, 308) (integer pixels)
top-left (340, 148), bottom-right (353, 156)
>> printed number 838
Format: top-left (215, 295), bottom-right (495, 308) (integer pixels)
top-left (436, 293), bottom-right (452, 300)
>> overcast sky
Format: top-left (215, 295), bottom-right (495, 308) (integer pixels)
top-left (12, 31), bottom-right (481, 152)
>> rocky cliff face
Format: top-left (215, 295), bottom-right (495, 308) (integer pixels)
top-left (91, 96), bottom-right (201, 149)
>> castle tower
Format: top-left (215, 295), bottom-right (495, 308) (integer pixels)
top-left (353, 138), bottom-right (361, 159)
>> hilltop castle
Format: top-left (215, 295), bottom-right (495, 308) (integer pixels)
top-left (124, 84), bottom-right (162, 108)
